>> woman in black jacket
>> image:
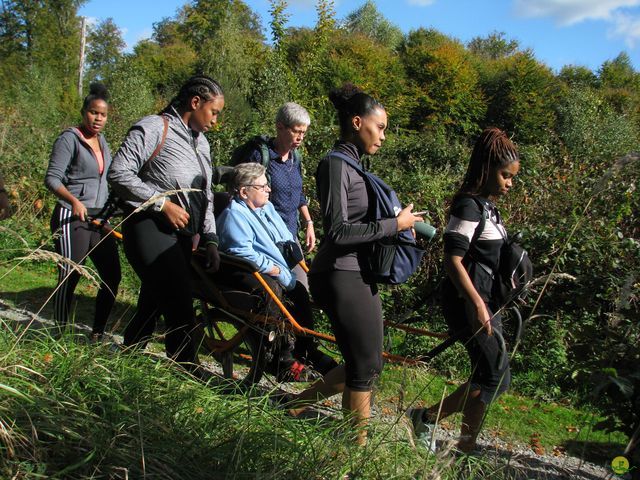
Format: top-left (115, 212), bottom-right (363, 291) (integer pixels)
top-left (44, 83), bottom-right (121, 339)
top-left (288, 84), bottom-right (421, 446)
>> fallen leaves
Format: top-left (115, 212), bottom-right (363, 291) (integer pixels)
top-left (530, 432), bottom-right (545, 455)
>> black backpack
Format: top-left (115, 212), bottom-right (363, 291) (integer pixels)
top-left (230, 135), bottom-right (303, 180)
top-left (470, 197), bottom-right (533, 307)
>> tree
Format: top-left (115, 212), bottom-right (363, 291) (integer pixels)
top-left (86, 18), bottom-right (125, 81)
top-left (178, 0), bottom-right (263, 53)
top-left (468, 31), bottom-right (518, 60)
top-left (558, 65), bottom-right (598, 89)
top-left (0, 0), bottom-right (85, 93)
top-left (482, 51), bottom-right (558, 143)
top-left (599, 52), bottom-right (640, 91)
top-left (400, 28), bottom-right (486, 135)
top-left (268, 0), bottom-right (289, 48)
top-left (598, 52), bottom-right (640, 117)
top-left (342, 0), bottom-right (403, 51)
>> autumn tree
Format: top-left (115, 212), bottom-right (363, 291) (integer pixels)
top-left (400, 28), bottom-right (485, 135)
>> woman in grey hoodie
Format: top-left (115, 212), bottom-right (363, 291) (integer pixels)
top-left (45, 83), bottom-right (121, 339)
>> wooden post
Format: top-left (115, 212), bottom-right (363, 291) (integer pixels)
top-left (78, 16), bottom-right (86, 98)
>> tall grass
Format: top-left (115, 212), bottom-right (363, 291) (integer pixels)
top-left (1, 322), bottom-right (522, 479)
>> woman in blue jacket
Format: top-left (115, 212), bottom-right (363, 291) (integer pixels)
top-left (217, 163), bottom-right (336, 379)
top-left (44, 83), bottom-right (121, 339)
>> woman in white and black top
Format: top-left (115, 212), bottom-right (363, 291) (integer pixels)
top-left (45, 83), bottom-right (121, 339)
top-left (408, 127), bottom-right (520, 454)
top-left (109, 75), bottom-right (224, 367)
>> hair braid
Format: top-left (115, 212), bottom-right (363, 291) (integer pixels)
top-left (163, 75), bottom-right (224, 113)
top-left (458, 127), bottom-right (519, 197)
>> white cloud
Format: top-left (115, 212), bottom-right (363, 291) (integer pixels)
top-left (610, 11), bottom-right (640, 46)
top-left (407, 0), bottom-right (436, 6)
top-left (514, 0), bottom-right (640, 25)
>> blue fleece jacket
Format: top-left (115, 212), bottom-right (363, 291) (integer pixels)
top-left (217, 198), bottom-right (297, 290)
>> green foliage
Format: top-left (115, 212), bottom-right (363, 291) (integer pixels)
top-left (482, 51), bottom-right (559, 144)
top-left (268, 0), bottom-right (289, 47)
top-left (104, 59), bottom-right (156, 149)
top-left (556, 86), bottom-right (639, 162)
top-left (558, 65), bottom-right (599, 89)
top-left (0, 0), bottom-right (85, 93)
top-left (468, 31), bottom-right (519, 60)
top-left (129, 24), bottom-right (198, 99)
top-left (85, 17), bottom-right (125, 82)
top-left (342, 0), bottom-right (403, 51)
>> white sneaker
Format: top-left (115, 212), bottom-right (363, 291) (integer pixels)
top-left (406, 408), bottom-right (437, 453)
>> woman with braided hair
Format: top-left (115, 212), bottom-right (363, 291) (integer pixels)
top-left (408, 127), bottom-right (520, 454)
top-left (109, 75), bottom-right (224, 368)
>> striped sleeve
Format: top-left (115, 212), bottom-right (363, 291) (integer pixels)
top-left (443, 197), bottom-right (482, 257)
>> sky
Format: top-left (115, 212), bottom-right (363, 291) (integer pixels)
top-left (78, 0), bottom-right (640, 72)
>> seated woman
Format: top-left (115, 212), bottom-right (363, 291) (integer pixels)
top-left (217, 163), bottom-right (337, 380)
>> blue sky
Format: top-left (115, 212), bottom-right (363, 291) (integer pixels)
top-left (79, 0), bottom-right (640, 72)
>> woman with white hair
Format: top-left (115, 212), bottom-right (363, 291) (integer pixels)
top-left (217, 162), bottom-right (337, 380)
top-left (235, 102), bottom-right (315, 289)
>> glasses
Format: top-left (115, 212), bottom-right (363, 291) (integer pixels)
top-left (288, 126), bottom-right (307, 138)
top-left (245, 183), bottom-right (270, 192)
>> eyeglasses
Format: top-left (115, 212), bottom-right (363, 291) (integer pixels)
top-left (288, 126), bottom-right (307, 138)
top-left (245, 183), bottom-right (270, 192)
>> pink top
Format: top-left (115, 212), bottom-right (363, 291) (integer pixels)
top-left (75, 127), bottom-right (104, 175)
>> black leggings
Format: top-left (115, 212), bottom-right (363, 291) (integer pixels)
top-left (442, 281), bottom-right (511, 404)
top-left (310, 270), bottom-right (383, 392)
top-left (122, 212), bottom-right (198, 364)
top-left (50, 204), bottom-right (121, 334)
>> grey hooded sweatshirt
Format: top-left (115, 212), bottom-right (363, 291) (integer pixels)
top-left (108, 110), bottom-right (217, 244)
top-left (44, 128), bottom-right (112, 212)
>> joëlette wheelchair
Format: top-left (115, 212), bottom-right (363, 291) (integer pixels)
top-left (91, 172), bottom-right (523, 389)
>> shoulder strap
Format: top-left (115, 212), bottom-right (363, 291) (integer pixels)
top-left (328, 150), bottom-right (365, 174)
top-left (293, 148), bottom-right (303, 174)
top-left (146, 115), bottom-right (169, 167)
top-left (259, 139), bottom-right (270, 172)
top-left (469, 196), bottom-right (489, 246)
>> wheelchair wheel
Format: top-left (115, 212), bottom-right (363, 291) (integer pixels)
top-left (193, 299), bottom-right (267, 388)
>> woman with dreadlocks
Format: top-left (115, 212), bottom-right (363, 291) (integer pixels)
top-left (109, 75), bottom-right (224, 369)
top-left (407, 127), bottom-right (520, 454)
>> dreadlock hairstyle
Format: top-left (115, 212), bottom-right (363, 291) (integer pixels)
top-left (458, 127), bottom-right (519, 197)
top-left (162, 75), bottom-right (224, 114)
top-left (81, 83), bottom-right (109, 114)
top-left (328, 82), bottom-right (384, 135)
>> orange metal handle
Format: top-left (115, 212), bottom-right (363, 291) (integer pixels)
top-left (91, 219), bottom-right (123, 240)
